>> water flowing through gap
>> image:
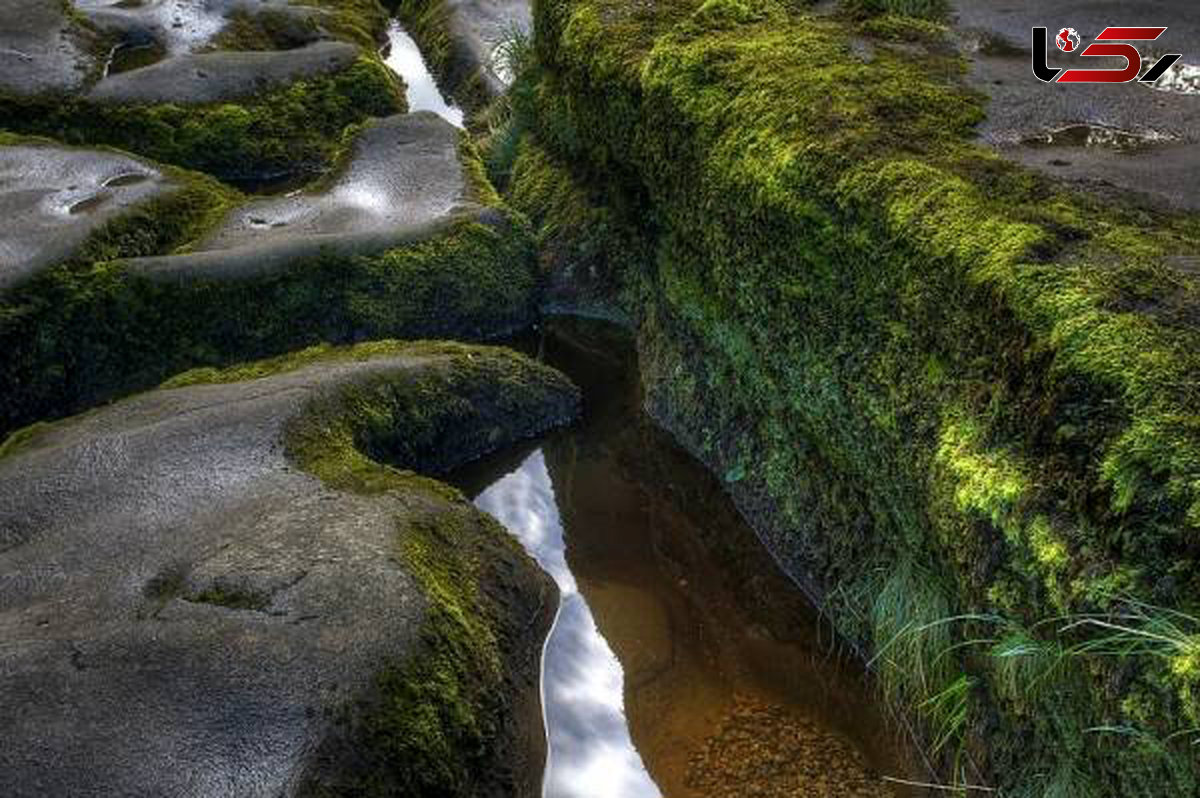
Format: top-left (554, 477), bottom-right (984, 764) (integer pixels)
top-left (381, 21), bottom-right (464, 128)
top-left (450, 319), bottom-right (930, 798)
top-left (474, 450), bottom-right (662, 798)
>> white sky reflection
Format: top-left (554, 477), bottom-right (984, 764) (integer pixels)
top-left (382, 21), bottom-right (465, 128)
top-left (473, 450), bottom-right (662, 798)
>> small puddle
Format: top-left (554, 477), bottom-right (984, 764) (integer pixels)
top-left (381, 21), bottom-right (464, 128)
top-left (449, 319), bottom-right (928, 798)
top-left (1021, 123), bottom-right (1176, 152)
top-left (68, 193), bottom-right (111, 215)
top-left (103, 172), bottom-right (149, 188)
top-left (104, 40), bottom-right (166, 76)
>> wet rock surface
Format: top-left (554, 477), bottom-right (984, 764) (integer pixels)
top-left (129, 111), bottom-right (475, 279)
top-left (0, 0), bottom-right (93, 96)
top-left (1, 0), bottom-right (362, 106)
top-left (78, 0), bottom-right (326, 58)
top-left (0, 344), bottom-right (572, 798)
top-left (444, 0), bottom-right (531, 95)
top-left (88, 39), bottom-right (359, 103)
top-left (0, 142), bottom-right (171, 290)
top-left (952, 0), bottom-right (1200, 209)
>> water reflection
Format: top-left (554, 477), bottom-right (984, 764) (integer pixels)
top-left (382, 21), bottom-right (465, 128)
top-left (474, 450), bottom-right (662, 798)
top-left (455, 319), bottom-right (924, 797)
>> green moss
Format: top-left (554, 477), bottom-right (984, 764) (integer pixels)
top-left (0, 204), bottom-right (537, 435)
top-left (274, 343), bottom-right (573, 795)
top-left (188, 584), bottom-right (269, 611)
top-left (529, 0), bottom-right (1200, 792)
top-left (312, 0), bottom-right (393, 48)
top-left (0, 56), bottom-right (404, 185)
top-left (840, 0), bottom-right (948, 22)
top-left (506, 136), bottom-right (649, 319)
top-left (857, 13), bottom-right (947, 41)
top-left (209, 9), bottom-right (323, 51)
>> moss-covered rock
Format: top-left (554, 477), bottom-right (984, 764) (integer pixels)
top-left (524, 0), bottom-right (1200, 792)
top-left (0, 53), bottom-right (404, 186)
top-left (0, 118), bottom-right (538, 435)
top-left (0, 341), bottom-right (578, 798)
top-left (506, 136), bottom-right (647, 321)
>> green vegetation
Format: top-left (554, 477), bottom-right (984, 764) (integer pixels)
top-left (310, 0), bottom-right (393, 47)
top-left (271, 343), bottom-right (575, 796)
top-left (520, 0), bottom-right (1200, 792)
top-left (505, 138), bottom-right (648, 318)
top-left (0, 210), bottom-right (537, 435)
top-left (189, 584), bottom-right (270, 611)
top-left (839, 0), bottom-right (948, 22)
top-left (208, 9), bottom-right (323, 52)
top-left (0, 56), bottom-right (404, 184)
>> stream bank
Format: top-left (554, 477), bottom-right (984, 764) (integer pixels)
top-left (504, 0), bottom-right (1200, 794)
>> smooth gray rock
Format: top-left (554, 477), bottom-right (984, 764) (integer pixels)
top-left (129, 112), bottom-right (479, 280)
top-left (0, 143), bottom-right (172, 291)
top-left (0, 0), bottom-right (93, 96)
top-left (0, 346), bottom-right (567, 798)
top-left (88, 39), bottom-right (358, 103)
top-left (78, 0), bottom-right (326, 58)
top-left (952, 0), bottom-right (1200, 209)
top-left (439, 0), bottom-right (532, 98)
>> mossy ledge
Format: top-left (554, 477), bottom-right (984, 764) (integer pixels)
top-left (0, 118), bottom-right (537, 436)
top-left (518, 0), bottom-right (1200, 793)
top-left (0, 55), bottom-right (404, 186)
top-left (276, 341), bottom-right (580, 796)
top-left (505, 137), bottom-right (648, 322)
top-left (0, 210), bottom-right (537, 435)
top-left (0, 340), bottom-right (578, 796)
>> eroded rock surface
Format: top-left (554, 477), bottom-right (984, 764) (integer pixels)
top-left (0, 0), bottom-right (93, 96)
top-left (88, 39), bottom-right (359, 103)
top-left (443, 0), bottom-right (531, 95)
top-left (0, 343), bottom-right (577, 798)
top-left (131, 112), bottom-right (475, 278)
top-left (78, 0), bottom-right (326, 58)
top-left (0, 143), bottom-right (171, 290)
top-left (0, 0), bottom-right (367, 107)
top-left (953, 0), bottom-right (1200, 208)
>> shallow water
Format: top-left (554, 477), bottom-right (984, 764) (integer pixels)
top-left (1021, 123), bottom-right (1177, 151)
top-left (382, 21), bottom-right (464, 128)
top-left (450, 319), bottom-right (928, 798)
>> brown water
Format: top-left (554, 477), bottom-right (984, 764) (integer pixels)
top-left (450, 318), bottom-right (928, 798)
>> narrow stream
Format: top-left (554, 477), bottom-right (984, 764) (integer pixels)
top-left (381, 21), bottom-right (465, 128)
top-left (449, 319), bottom-right (927, 798)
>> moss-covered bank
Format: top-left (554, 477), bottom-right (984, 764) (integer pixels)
top-left (0, 206), bottom-right (537, 435)
top-left (271, 341), bottom-right (578, 797)
top-left (0, 55), bottom-right (403, 186)
top-left (506, 138), bottom-right (647, 320)
top-left (515, 0), bottom-right (1200, 792)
